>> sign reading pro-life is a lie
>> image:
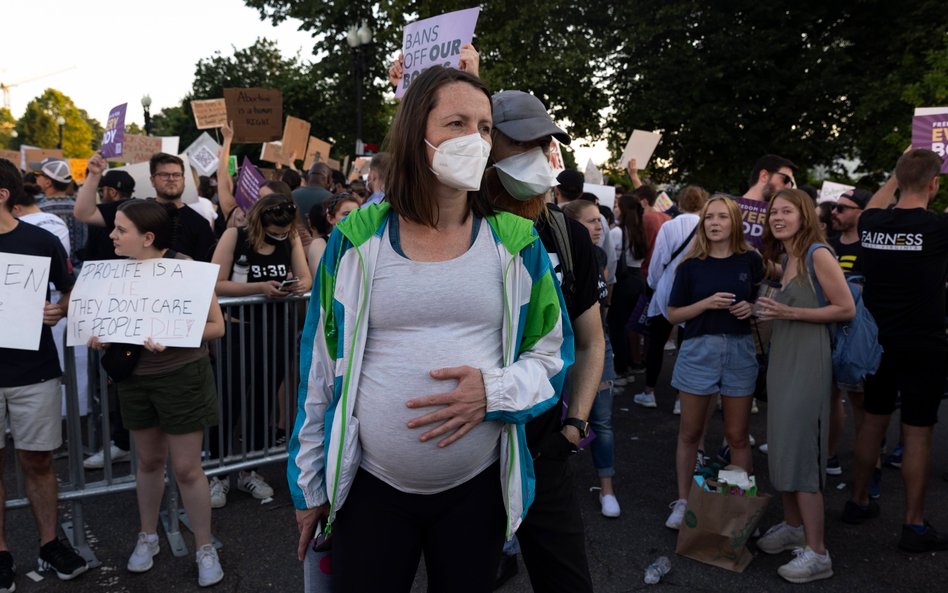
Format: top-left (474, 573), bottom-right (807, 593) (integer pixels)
top-left (67, 259), bottom-right (219, 348)
top-left (0, 253), bottom-right (50, 351)
top-left (396, 7), bottom-right (480, 98)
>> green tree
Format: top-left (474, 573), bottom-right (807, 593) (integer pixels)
top-left (0, 107), bottom-right (15, 148)
top-left (14, 88), bottom-right (97, 157)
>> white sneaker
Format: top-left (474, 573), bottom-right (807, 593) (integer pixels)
top-left (777, 547), bottom-right (833, 583)
top-left (633, 391), bottom-right (657, 408)
top-left (665, 499), bottom-right (687, 530)
top-left (127, 532), bottom-right (159, 573)
top-left (759, 443), bottom-right (769, 455)
top-left (748, 433), bottom-right (756, 447)
top-left (237, 471), bottom-right (274, 499)
top-left (196, 544), bottom-right (224, 587)
top-left (83, 443), bottom-right (129, 469)
top-left (209, 477), bottom-right (229, 509)
top-left (600, 494), bottom-right (621, 518)
top-left (614, 375), bottom-right (632, 387)
top-left (664, 340), bottom-right (677, 351)
top-left (751, 399), bottom-right (759, 414)
top-left (673, 398), bottom-right (681, 415)
top-left (757, 521), bottom-right (806, 554)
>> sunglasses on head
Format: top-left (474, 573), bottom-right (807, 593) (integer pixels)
top-left (263, 202), bottom-right (297, 216)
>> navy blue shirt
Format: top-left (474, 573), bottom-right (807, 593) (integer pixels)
top-left (669, 251), bottom-right (764, 340)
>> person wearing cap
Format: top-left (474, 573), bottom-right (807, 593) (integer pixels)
top-left (30, 157), bottom-right (86, 269)
top-left (486, 89), bottom-right (603, 593)
top-left (79, 170), bottom-right (135, 262)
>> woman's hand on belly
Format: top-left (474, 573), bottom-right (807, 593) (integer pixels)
top-left (406, 365), bottom-right (487, 448)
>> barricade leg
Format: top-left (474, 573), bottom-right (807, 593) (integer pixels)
top-left (63, 346), bottom-right (100, 567)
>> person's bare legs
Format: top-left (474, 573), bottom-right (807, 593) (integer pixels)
top-left (131, 427), bottom-right (170, 534)
top-left (720, 395), bottom-right (753, 473)
top-left (900, 424), bottom-right (934, 526)
top-left (828, 384), bottom-right (846, 459)
top-left (851, 412), bottom-right (890, 506)
top-left (17, 450), bottom-right (59, 544)
top-left (676, 393), bottom-right (716, 499)
top-left (781, 492), bottom-right (802, 528)
top-left (167, 432), bottom-right (213, 547)
top-left (796, 491), bottom-right (826, 553)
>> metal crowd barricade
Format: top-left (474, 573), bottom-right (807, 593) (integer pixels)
top-left (2, 293), bottom-right (310, 562)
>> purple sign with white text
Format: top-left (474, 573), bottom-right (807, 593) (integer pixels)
top-left (235, 157), bottom-right (265, 211)
top-left (732, 195), bottom-right (768, 250)
top-left (912, 108), bottom-right (948, 173)
top-left (100, 103), bottom-right (127, 159)
top-left (396, 7), bottom-right (481, 98)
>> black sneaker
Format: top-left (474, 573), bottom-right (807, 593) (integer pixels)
top-left (0, 551), bottom-right (15, 593)
top-left (493, 553), bottom-right (518, 590)
top-left (841, 500), bottom-right (880, 524)
top-left (825, 456), bottom-right (842, 476)
top-left (38, 539), bottom-right (88, 581)
top-left (899, 522), bottom-right (948, 553)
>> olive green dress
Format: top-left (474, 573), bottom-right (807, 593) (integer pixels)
top-left (766, 274), bottom-right (832, 493)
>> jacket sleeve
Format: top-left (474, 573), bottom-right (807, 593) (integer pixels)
top-left (483, 236), bottom-right (574, 424)
top-left (286, 231), bottom-right (343, 510)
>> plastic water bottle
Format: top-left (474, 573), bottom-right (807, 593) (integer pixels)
top-left (644, 556), bottom-right (671, 584)
top-left (232, 255), bottom-right (249, 283)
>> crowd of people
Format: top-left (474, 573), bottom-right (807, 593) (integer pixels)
top-left (0, 58), bottom-right (946, 593)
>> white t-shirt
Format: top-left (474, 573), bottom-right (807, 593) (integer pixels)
top-left (20, 211), bottom-right (70, 254)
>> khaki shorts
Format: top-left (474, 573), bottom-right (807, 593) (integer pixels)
top-left (118, 358), bottom-right (218, 435)
top-left (0, 379), bottom-right (63, 451)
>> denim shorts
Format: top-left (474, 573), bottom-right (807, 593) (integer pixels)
top-left (671, 334), bottom-right (758, 397)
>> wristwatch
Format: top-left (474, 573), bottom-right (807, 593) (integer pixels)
top-left (562, 417), bottom-right (589, 439)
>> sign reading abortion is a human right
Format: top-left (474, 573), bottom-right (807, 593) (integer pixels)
top-left (67, 259), bottom-right (219, 349)
top-left (396, 7), bottom-right (481, 98)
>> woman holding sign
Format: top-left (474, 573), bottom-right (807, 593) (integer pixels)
top-left (289, 66), bottom-right (571, 593)
top-left (88, 200), bottom-right (226, 587)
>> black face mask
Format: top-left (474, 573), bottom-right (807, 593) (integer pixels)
top-left (264, 233), bottom-right (288, 245)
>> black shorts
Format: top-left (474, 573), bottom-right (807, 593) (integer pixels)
top-left (863, 343), bottom-right (946, 427)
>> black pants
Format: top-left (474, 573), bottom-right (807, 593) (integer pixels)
top-left (517, 433), bottom-right (594, 593)
top-left (607, 268), bottom-right (645, 374)
top-left (645, 315), bottom-right (680, 389)
top-left (333, 463), bottom-right (505, 593)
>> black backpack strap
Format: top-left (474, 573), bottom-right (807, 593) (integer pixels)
top-left (547, 208), bottom-right (575, 297)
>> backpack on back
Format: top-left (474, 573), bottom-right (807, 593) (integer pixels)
top-left (806, 244), bottom-right (883, 386)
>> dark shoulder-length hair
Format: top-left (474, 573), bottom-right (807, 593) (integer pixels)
top-left (383, 65), bottom-right (494, 227)
top-left (617, 193), bottom-right (648, 260)
top-left (246, 193), bottom-right (299, 252)
top-left (117, 199), bottom-right (174, 250)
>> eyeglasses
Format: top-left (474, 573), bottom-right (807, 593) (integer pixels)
top-left (263, 202), bottom-right (298, 216)
top-left (153, 172), bottom-right (184, 180)
top-left (770, 171), bottom-right (795, 188)
top-left (833, 203), bottom-right (860, 212)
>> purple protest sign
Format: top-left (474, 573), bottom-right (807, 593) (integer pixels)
top-left (733, 196), bottom-right (768, 249)
top-left (235, 157), bottom-right (265, 211)
top-left (100, 103), bottom-right (127, 159)
top-left (911, 108), bottom-right (948, 173)
top-left (396, 7), bottom-right (481, 98)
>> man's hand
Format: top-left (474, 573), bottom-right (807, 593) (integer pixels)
top-left (388, 54), bottom-right (405, 89)
top-left (87, 152), bottom-right (107, 178)
top-left (406, 366), bottom-right (487, 447)
top-left (561, 424), bottom-right (582, 447)
top-left (221, 120), bottom-right (234, 143)
top-left (42, 301), bottom-right (66, 326)
top-left (626, 158), bottom-right (642, 188)
top-left (295, 505), bottom-right (329, 561)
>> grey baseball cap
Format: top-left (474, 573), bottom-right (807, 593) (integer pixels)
top-left (492, 91), bottom-right (571, 145)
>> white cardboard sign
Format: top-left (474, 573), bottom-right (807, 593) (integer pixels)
top-left (67, 259), bottom-right (219, 348)
top-left (619, 130), bottom-right (662, 169)
top-left (583, 183), bottom-right (617, 211)
top-left (184, 132), bottom-right (222, 176)
top-left (819, 181), bottom-right (856, 203)
top-left (0, 253), bottom-right (51, 351)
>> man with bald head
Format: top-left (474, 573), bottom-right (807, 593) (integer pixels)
top-left (292, 162), bottom-right (332, 228)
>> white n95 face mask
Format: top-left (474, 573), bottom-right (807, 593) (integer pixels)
top-left (493, 147), bottom-right (559, 201)
top-left (426, 132), bottom-right (491, 191)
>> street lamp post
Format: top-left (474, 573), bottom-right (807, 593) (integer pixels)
top-left (141, 94), bottom-right (152, 136)
top-left (346, 21), bottom-right (372, 156)
top-left (56, 115), bottom-right (65, 150)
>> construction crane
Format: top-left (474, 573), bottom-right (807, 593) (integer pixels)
top-left (1, 66), bottom-right (77, 110)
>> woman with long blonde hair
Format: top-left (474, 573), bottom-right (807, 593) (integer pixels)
top-left (663, 195), bottom-right (763, 530)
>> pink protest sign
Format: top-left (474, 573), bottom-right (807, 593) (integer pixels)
top-left (396, 7), bottom-right (481, 98)
top-left (912, 108), bottom-right (948, 173)
top-left (100, 103), bottom-right (127, 159)
top-left (733, 196), bottom-right (768, 249)
top-left (235, 157), bottom-right (265, 212)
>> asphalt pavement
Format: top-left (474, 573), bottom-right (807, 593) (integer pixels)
top-left (5, 349), bottom-right (948, 592)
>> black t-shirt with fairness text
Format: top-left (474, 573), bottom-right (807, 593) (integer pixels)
top-left (859, 207), bottom-right (948, 347)
top-left (99, 199), bottom-right (217, 262)
top-left (0, 221), bottom-right (75, 387)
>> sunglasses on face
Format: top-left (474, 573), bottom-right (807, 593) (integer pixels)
top-left (771, 171), bottom-right (794, 188)
top-left (833, 203), bottom-right (860, 212)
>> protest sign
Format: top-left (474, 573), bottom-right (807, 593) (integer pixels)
top-left (912, 107), bottom-right (948, 173)
top-left (67, 259), bottom-right (219, 349)
top-left (69, 158), bottom-right (89, 183)
top-left (0, 253), bottom-right (50, 351)
top-left (0, 149), bottom-right (21, 165)
top-left (223, 88), bottom-right (283, 143)
top-left (654, 191), bottom-right (675, 212)
top-left (100, 103), bottom-right (127, 159)
top-left (184, 132), bottom-right (221, 176)
top-left (396, 7), bottom-right (480, 98)
top-left (548, 139), bottom-right (565, 172)
top-left (734, 196), bottom-right (767, 249)
top-left (619, 130), bottom-right (662, 169)
top-left (281, 116), bottom-right (311, 164)
top-left (235, 156), bottom-right (265, 211)
top-left (303, 136), bottom-right (332, 169)
top-left (585, 159), bottom-right (604, 185)
top-left (228, 155), bottom-right (238, 177)
top-left (121, 134), bottom-right (163, 164)
top-left (23, 147), bottom-right (64, 171)
top-left (160, 137), bottom-right (180, 155)
top-left (819, 181), bottom-right (856, 203)
top-left (583, 183), bottom-right (616, 211)
top-left (348, 157), bottom-right (371, 181)
top-left (190, 98), bottom-right (228, 129)
top-left (326, 157), bottom-right (341, 171)
top-left (112, 154), bottom-right (199, 203)
top-left (260, 141), bottom-right (285, 165)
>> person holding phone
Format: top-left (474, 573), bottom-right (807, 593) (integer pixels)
top-left (209, 194), bottom-right (311, 507)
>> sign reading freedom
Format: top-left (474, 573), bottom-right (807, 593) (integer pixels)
top-left (912, 107), bottom-right (948, 173)
top-left (67, 259), bottom-right (219, 348)
top-left (732, 195), bottom-right (768, 250)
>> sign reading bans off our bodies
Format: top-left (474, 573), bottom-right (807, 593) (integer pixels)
top-left (67, 259), bottom-right (219, 349)
top-left (0, 253), bottom-right (51, 351)
top-left (396, 7), bottom-right (480, 98)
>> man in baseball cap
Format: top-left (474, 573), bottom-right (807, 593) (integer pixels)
top-left (29, 157), bottom-right (73, 190)
top-left (29, 157), bottom-right (85, 267)
top-left (98, 170), bottom-right (135, 202)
